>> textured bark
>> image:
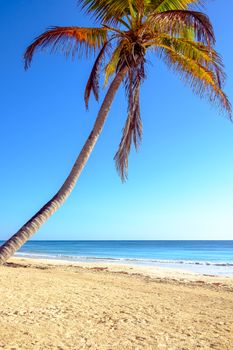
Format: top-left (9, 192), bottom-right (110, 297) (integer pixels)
top-left (0, 67), bottom-right (128, 265)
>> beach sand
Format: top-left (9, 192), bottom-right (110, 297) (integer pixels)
top-left (0, 258), bottom-right (233, 349)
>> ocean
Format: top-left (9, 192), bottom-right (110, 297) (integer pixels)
top-left (1, 240), bottom-right (233, 276)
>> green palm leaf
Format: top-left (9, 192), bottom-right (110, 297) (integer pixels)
top-left (149, 35), bottom-right (224, 78)
top-left (157, 43), bottom-right (231, 114)
top-left (150, 0), bottom-right (203, 12)
top-left (79, 0), bottom-right (131, 25)
top-left (104, 40), bottom-right (128, 86)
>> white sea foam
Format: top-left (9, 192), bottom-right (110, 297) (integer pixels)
top-left (15, 252), bottom-right (233, 267)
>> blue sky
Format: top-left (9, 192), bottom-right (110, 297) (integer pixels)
top-left (0, 0), bottom-right (232, 240)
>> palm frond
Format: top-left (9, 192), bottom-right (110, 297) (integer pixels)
top-left (79, 0), bottom-right (203, 24)
top-left (104, 40), bottom-right (127, 86)
top-left (149, 10), bottom-right (215, 45)
top-left (148, 0), bottom-right (203, 13)
top-left (84, 41), bottom-right (110, 109)
top-left (149, 35), bottom-right (225, 82)
top-left (114, 83), bottom-right (141, 181)
top-left (24, 26), bottom-right (108, 69)
top-left (78, 0), bottom-right (131, 25)
top-left (156, 43), bottom-right (231, 115)
top-left (114, 62), bottom-right (145, 180)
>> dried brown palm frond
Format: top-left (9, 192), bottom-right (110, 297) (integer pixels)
top-left (114, 84), bottom-right (141, 180)
top-left (84, 41), bottom-right (110, 108)
top-left (148, 10), bottom-right (215, 45)
top-left (114, 60), bottom-right (145, 180)
top-left (24, 26), bottom-right (108, 69)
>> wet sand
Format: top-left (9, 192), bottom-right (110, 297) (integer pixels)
top-left (0, 257), bottom-right (233, 349)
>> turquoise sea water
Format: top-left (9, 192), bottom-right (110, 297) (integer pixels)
top-left (1, 240), bottom-right (233, 275)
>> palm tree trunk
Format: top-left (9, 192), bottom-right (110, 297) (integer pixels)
top-left (0, 67), bottom-right (128, 265)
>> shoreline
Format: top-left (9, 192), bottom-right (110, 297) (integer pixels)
top-left (6, 239), bottom-right (233, 278)
top-left (10, 256), bottom-right (233, 289)
top-left (13, 249), bottom-right (233, 277)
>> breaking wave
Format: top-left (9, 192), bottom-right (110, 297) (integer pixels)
top-left (15, 252), bottom-right (233, 267)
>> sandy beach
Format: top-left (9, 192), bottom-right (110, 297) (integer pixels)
top-left (0, 258), bottom-right (233, 350)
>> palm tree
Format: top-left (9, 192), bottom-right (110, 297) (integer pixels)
top-left (0, 0), bottom-right (231, 264)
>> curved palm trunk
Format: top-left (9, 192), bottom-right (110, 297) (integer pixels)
top-left (0, 67), bottom-right (128, 265)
